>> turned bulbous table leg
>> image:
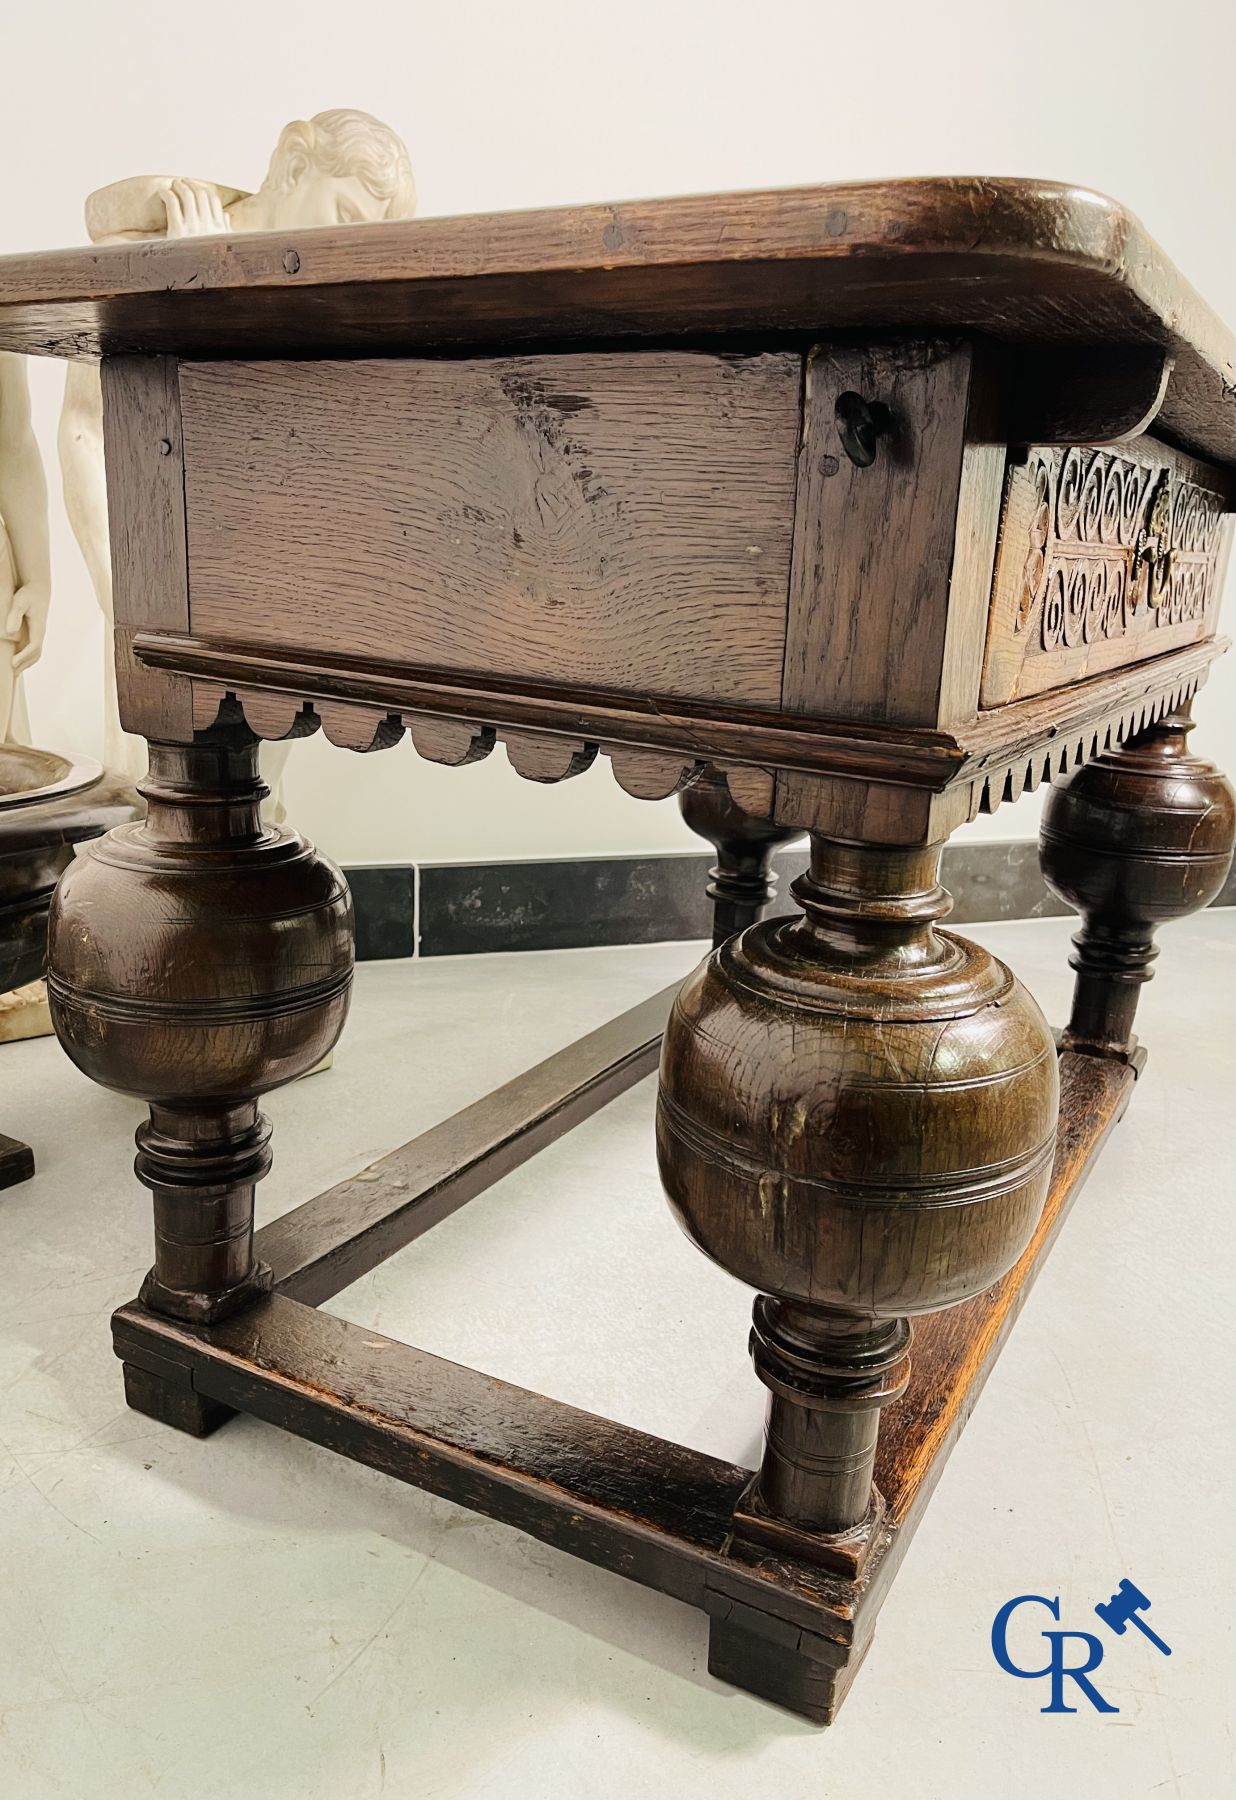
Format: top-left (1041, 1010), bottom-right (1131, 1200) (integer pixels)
top-left (657, 833), bottom-right (1059, 1628)
top-left (47, 732), bottom-right (353, 1376)
top-left (678, 764), bottom-right (804, 946)
top-left (1040, 707), bottom-right (1236, 1060)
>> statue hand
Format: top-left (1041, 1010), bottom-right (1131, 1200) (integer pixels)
top-left (159, 179), bottom-right (232, 239)
top-left (6, 583), bottom-right (51, 672)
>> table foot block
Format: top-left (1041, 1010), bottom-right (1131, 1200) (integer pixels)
top-left (706, 1594), bottom-right (864, 1724)
top-left (122, 1356), bottom-right (236, 1438)
top-left (0, 1131), bottom-right (35, 1191)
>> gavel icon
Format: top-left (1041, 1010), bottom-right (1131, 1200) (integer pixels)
top-left (1094, 1580), bottom-right (1172, 1656)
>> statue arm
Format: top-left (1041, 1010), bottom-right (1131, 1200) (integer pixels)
top-left (84, 175), bottom-right (248, 242)
top-left (0, 354), bottom-right (51, 672)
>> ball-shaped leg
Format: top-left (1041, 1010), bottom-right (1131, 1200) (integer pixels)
top-left (48, 736), bottom-right (353, 1321)
top-left (1040, 708), bottom-right (1235, 1059)
top-left (657, 836), bottom-right (1058, 1545)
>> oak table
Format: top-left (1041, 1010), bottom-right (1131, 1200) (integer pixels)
top-left (2, 177), bottom-right (1233, 1724)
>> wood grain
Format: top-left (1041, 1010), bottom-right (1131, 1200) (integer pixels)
top-left (678, 764), bottom-right (803, 945)
top-left (1004, 344), bottom-right (1174, 445)
top-left (609, 749), bottom-right (700, 801)
top-left (138, 627), bottom-right (1225, 821)
top-left (179, 353), bottom-right (800, 709)
top-left (780, 339), bottom-right (997, 729)
top-left (26, 166), bottom-right (1235, 1732)
top-left (981, 435), bottom-right (1232, 704)
top-left (658, 833), bottom-right (1058, 1541)
top-left (874, 1052), bottom-right (1134, 1527)
top-left (1040, 706), bottom-right (1236, 1057)
top-left (47, 738), bottom-right (353, 1323)
top-left (112, 1290), bottom-right (845, 1633)
top-left (772, 339), bottom-right (1006, 841)
top-left (110, 1048), bottom-right (1136, 1723)
top-left (99, 356), bottom-right (193, 740)
top-left (1, 179), bottom-right (1232, 465)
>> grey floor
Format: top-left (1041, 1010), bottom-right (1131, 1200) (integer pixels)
top-left (1, 914), bottom-right (1232, 1800)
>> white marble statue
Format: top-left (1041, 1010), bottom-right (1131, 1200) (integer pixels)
top-left (0, 352), bottom-right (52, 746)
top-left (0, 352), bottom-right (55, 1038)
top-left (59, 109), bottom-right (418, 805)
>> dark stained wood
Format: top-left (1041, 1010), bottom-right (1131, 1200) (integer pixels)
top-left (99, 357), bottom-right (194, 741)
top-left (112, 1288), bottom-right (859, 1647)
top-left (314, 701), bottom-right (404, 754)
top-left (136, 628), bottom-right (1226, 825)
top-left (872, 1052), bottom-right (1134, 1530)
top-left (0, 1133), bottom-right (35, 1191)
top-left (26, 169), bottom-right (1236, 1728)
top-left (607, 748), bottom-right (700, 801)
top-left (178, 353), bottom-right (800, 709)
top-left (779, 338), bottom-right (1001, 729)
top-left (1040, 705), bottom-right (1236, 1057)
top-left (47, 734), bottom-right (353, 1320)
top-left (0, 753), bottom-right (134, 991)
top-left (110, 1048), bottom-right (1135, 1725)
top-left (503, 732), bottom-right (596, 783)
top-left (257, 984), bottom-right (675, 1306)
top-left (981, 436), bottom-right (1232, 705)
top-left (1, 179), bottom-right (1233, 465)
top-left (407, 717), bottom-right (494, 768)
top-left (772, 336), bottom-right (1008, 840)
top-left (122, 1351), bottom-right (233, 1438)
top-left (705, 1594), bottom-right (865, 1725)
top-left (1004, 344), bottom-right (1174, 446)
top-left (0, 749), bottom-right (141, 1190)
top-left (162, 628), bottom-right (970, 784)
top-left (657, 835), bottom-right (1059, 1550)
top-left (678, 764), bottom-right (803, 946)
top-left (770, 640), bottom-right (1223, 847)
top-left (966, 642), bottom-right (1220, 801)
top-left (103, 323), bottom-right (1230, 837)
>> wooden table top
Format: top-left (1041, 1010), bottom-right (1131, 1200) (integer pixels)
top-left (1, 177), bottom-right (1233, 465)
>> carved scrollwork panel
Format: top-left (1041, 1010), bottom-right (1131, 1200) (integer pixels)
top-left (982, 440), bottom-right (1230, 706)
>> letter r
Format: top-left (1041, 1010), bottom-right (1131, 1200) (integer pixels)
top-left (1041, 1630), bottom-right (1118, 1714)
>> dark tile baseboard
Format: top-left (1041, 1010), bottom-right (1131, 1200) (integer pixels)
top-left (348, 865), bottom-right (416, 962)
top-left (342, 842), bottom-right (1236, 962)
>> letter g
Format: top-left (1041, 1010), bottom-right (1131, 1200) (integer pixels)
top-left (991, 1594), bottom-right (1060, 1678)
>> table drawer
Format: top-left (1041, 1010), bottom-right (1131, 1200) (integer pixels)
top-left (981, 439), bottom-right (1231, 706)
top-left (178, 351), bottom-right (801, 712)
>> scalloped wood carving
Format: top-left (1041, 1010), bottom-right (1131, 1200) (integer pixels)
top-left (181, 664), bottom-right (1216, 837)
top-left (230, 689), bottom-right (316, 741)
top-left (193, 684), bottom-right (320, 742)
top-left (503, 732), bottom-right (598, 783)
top-left (316, 702), bottom-right (404, 753)
top-left (407, 718), bottom-right (495, 767)
top-left (607, 750), bottom-right (702, 801)
top-left (721, 766), bottom-right (776, 819)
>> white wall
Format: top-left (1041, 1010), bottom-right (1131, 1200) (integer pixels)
top-left (4, 0), bottom-right (1234, 867)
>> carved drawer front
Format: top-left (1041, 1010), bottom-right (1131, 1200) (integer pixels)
top-left (981, 440), bottom-right (1232, 706)
top-left (178, 352), bottom-right (802, 710)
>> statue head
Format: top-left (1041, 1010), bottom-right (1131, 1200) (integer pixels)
top-left (256, 109), bottom-right (417, 228)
